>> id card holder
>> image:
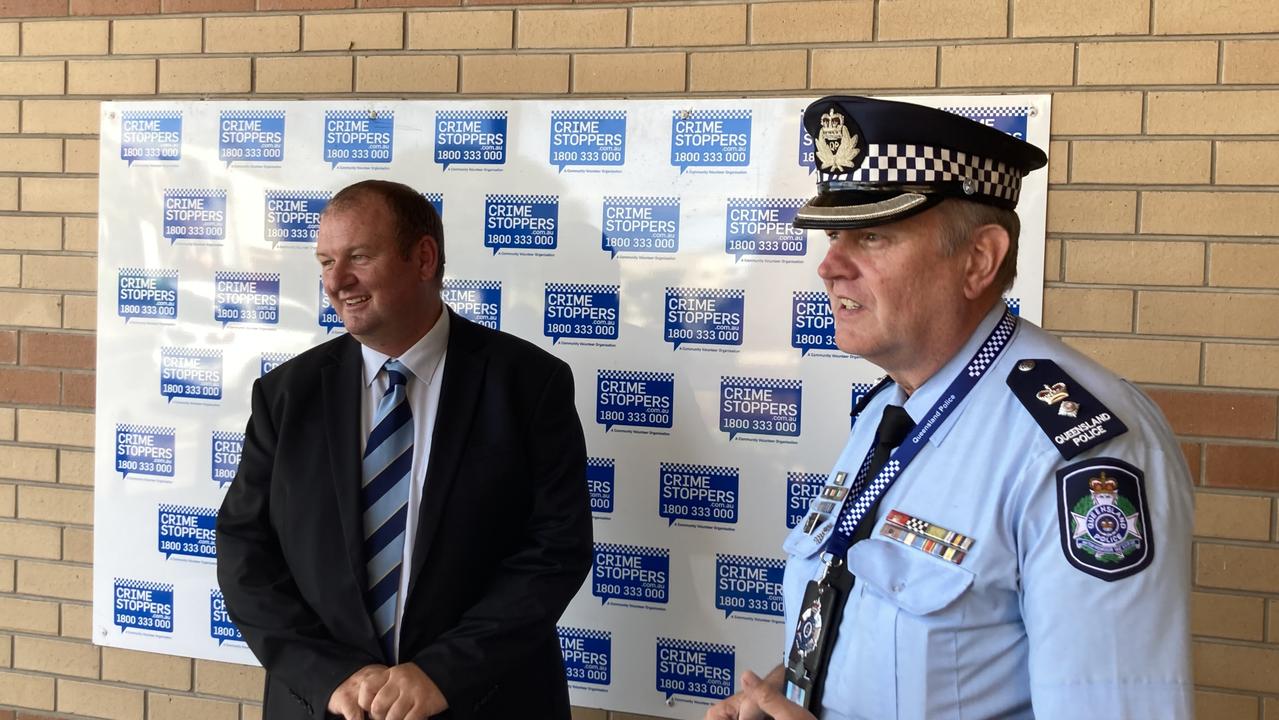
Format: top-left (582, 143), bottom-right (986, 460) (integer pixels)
top-left (783, 560), bottom-right (851, 712)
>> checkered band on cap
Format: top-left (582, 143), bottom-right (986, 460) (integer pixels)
top-left (822, 143), bottom-right (1024, 203)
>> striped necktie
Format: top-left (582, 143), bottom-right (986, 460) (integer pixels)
top-left (361, 359), bottom-right (413, 663)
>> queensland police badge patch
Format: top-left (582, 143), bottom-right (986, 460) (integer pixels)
top-left (1056, 458), bottom-right (1152, 581)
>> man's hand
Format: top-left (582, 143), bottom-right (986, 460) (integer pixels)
top-left (328, 664), bottom-right (389, 720)
top-left (741, 669), bottom-right (816, 720)
top-left (705, 665), bottom-right (784, 720)
top-left (362, 662), bottom-right (448, 720)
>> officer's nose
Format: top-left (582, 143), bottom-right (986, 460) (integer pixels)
top-left (818, 231), bottom-right (858, 281)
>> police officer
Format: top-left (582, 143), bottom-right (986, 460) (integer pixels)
top-left (707, 96), bottom-right (1193, 720)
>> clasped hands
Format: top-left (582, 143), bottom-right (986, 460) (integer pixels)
top-left (328, 662), bottom-right (447, 720)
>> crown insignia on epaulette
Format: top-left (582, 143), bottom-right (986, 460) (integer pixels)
top-left (1036, 382), bottom-right (1069, 405)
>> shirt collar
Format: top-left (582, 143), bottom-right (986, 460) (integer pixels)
top-left (360, 308), bottom-right (450, 388)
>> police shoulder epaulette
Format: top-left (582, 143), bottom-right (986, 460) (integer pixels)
top-left (849, 375), bottom-right (893, 421)
top-left (1005, 359), bottom-right (1128, 460)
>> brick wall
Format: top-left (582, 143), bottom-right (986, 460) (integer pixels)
top-left (0, 1), bottom-right (1275, 719)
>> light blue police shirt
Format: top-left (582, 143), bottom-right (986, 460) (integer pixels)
top-left (782, 303), bottom-right (1194, 720)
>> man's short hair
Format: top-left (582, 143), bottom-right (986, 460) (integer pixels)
top-left (326, 180), bottom-right (445, 281)
top-left (936, 199), bottom-right (1021, 292)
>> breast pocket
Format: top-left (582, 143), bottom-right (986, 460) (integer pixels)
top-left (826, 537), bottom-right (974, 720)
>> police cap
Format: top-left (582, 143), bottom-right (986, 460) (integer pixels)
top-left (794, 95), bottom-right (1048, 230)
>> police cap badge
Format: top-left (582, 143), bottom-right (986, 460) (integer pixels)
top-left (794, 96), bottom-right (1048, 230)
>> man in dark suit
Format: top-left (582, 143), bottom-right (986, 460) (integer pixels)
top-left (216, 180), bottom-right (593, 720)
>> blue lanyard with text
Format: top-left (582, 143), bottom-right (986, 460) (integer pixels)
top-left (822, 309), bottom-right (1018, 564)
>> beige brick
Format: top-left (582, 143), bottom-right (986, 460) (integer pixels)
top-left (1155, 0), bottom-right (1279, 34)
top-left (1047, 140), bottom-right (1067, 184)
top-left (0, 670), bottom-right (55, 711)
top-left (22, 99), bottom-right (101, 135)
top-left (18, 485), bottom-right (91, 525)
top-left (64, 218), bottom-right (97, 253)
top-left (0, 291), bottom-right (61, 328)
top-left (63, 294), bottom-right (96, 331)
top-left (159, 57), bottom-right (250, 94)
top-left (940, 43), bottom-right (1072, 87)
top-left (1013, 0), bottom-right (1148, 36)
top-left (689, 49), bottom-right (805, 92)
top-left (750, 0), bottom-right (872, 44)
top-left (1223, 40), bottom-right (1279, 84)
top-left (461, 54), bottom-right (567, 94)
top-left (62, 602), bottom-right (92, 639)
top-left (0, 519), bottom-right (60, 560)
top-left (632, 4), bottom-right (746, 47)
top-left (573, 52), bottom-right (684, 94)
top-left (355, 55), bottom-right (456, 93)
top-left (0, 23), bottom-right (14, 56)
top-left (0, 410), bottom-right (14, 442)
top-left (1268, 696), bottom-right (1279, 720)
top-left (103, 648), bottom-right (191, 691)
top-left (0, 595), bottom-right (59, 633)
top-left (1149, 91), bottom-right (1279, 136)
top-left (1217, 141), bottom-right (1279, 186)
top-left (63, 527), bottom-right (91, 563)
top-left (1077, 41), bottom-right (1216, 86)
top-left (58, 678), bottom-right (143, 720)
top-left (518, 8), bottom-right (624, 49)
top-left (21, 20), bottom-right (109, 56)
top-left (880, 0), bottom-right (1005, 40)
top-left (23, 255), bottom-right (96, 292)
top-left (0, 217), bottom-right (61, 252)
top-left (150, 692), bottom-right (238, 720)
top-left (112, 17), bottom-right (201, 55)
top-left (0, 60), bottom-right (65, 95)
top-left (196, 660), bottom-right (263, 701)
top-left (811, 46), bottom-right (936, 90)
top-left (1198, 543), bottom-right (1279, 593)
top-left (1205, 344), bottom-right (1279, 391)
top-left (0, 558), bottom-right (11, 592)
top-left (0, 178), bottom-right (15, 212)
top-left (1064, 239), bottom-right (1204, 286)
top-left (207, 15), bottom-right (300, 54)
top-left (1195, 640), bottom-right (1279, 694)
top-left (1210, 243), bottom-right (1279, 289)
top-left (243, 704), bottom-right (263, 720)
top-left (1191, 590), bottom-right (1265, 641)
top-left (1142, 191), bottom-right (1279, 238)
top-left (0, 446), bottom-right (56, 482)
top-left (1196, 690), bottom-right (1259, 720)
top-left (60, 449), bottom-right (94, 486)
top-left (1047, 190), bottom-right (1136, 234)
top-left (1072, 140), bottom-right (1210, 185)
top-left (22, 177), bottom-right (97, 214)
top-left (18, 409), bottom-right (93, 448)
top-left (1042, 288), bottom-right (1132, 333)
top-left (17, 559), bottom-right (90, 601)
top-left (1044, 238), bottom-right (1061, 282)
top-left (407, 9), bottom-right (510, 50)
top-left (0, 632), bottom-right (9, 666)
top-left (0, 100), bottom-right (18, 132)
top-left (1061, 336), bottom-right (1199, 384)
top-left (14, 635), bottom-right (98, 678)
top-left (1196, 492), bottom-right (1272, 541)
top-left (1139, 291), bottom-right (1279, 340)
top-left (255, 56), bottom-right (351, 94)
top-left (303, 12), bottom-right (401, 51)
top-left (68, 59), bottom-right (155, 95)
top-left (1272, 600), bottom-right (1279, 643)
top-left (59, 141), bottom-right (97, 177)
top-left (0, 255), bottom-right (19, 287)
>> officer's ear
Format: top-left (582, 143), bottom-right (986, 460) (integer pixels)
top-left (961, 223), bottom-right (1010, 302)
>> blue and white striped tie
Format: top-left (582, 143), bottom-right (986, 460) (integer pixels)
top-left (362, 359), bottom-right (413, 662)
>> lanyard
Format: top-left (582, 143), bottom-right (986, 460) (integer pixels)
top-left (821, 309), bottom-right (1018, 563)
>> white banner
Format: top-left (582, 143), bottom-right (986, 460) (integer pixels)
top-left (93, 96), bottom-right (1049, 718)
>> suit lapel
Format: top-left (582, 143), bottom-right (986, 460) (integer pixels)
top-left (321, 336), bottom-right (372, 608)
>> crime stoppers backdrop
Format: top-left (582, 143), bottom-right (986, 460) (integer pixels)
top-left (94, 96), bottom-right (1049, 719)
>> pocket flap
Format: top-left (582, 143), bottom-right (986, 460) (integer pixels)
top-left (847, 537), bottom-right (974, 615)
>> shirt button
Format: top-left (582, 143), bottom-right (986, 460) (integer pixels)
top-left (891, 582), bottom-right (904, 593)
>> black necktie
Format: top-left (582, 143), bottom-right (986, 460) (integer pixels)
top-left (867, 404), bottom-right (915, 481)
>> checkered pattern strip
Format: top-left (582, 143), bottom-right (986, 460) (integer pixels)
top-left (443, 279), bottom-right (500, 291)
top-left (721, 376), bottom-right (802, 391)
top-left (423, 192), bottom-right (443, 203)
top-left (158, 504), bottom-right (216, 517)
top-left (669, 287), bottom-right (744, 300)
top-left (559, 627), bottom-right (612, 641)
top-left (965, 310), bottom-right (1017, 378)
top-left (553, 110), bottom-right (626, 121)
top-left (261, 352), bottom-right (294, 364)
top-left (547, 283), bottom-right (619, 295)
top-left (851, 382), bottom-right (876, 395)
top-left (672, 109), bottom-right (751, 120)
top-left (438, 110), bottom-right (506, 120)
top-left (662, 463), bottom-right (737, 477)
top-left (793, 290), bottom-right (830, 304)
top-left (266, 190), bottom-right (329, 200)
top-left (211, 430), bottom-right (243, 442)
top-left (217, 272), bottom-right (278, 283)
top-left (595, 543), bottom-right (668, 558)
top-left (788, 472), bottom-right (826, 484)
top-left (487, 194), bottom-right (558, 205)
top-left (163, 347), bottom-right (222, 359)
top-left (121, 268), bottom-right (179, 279)
top-left (824, 144), bottom-right (1023, 202)
top-left (166, 188), bottom-right (227, 199)
top-left (117, 579), bottom-right (174, 592)
top-left (586, 457), bottom-right (614, 469)
top-left (941, 106), bottom-right (1030, 118)
top-left (221, 110), bottom-right (284, 120)
top-left (117, 424), bottom-right (175, 436)
top-left (326, 110), bottom-right (393, 121)
top-left (657, 638), bottom-right (735, 655)
top-left (598, 370), bottom-right (674, 384)
top-left (727, 197), bottom-right (806, 209)
top-left (717, 554), bottom-right (785, 571)
top-left (124, 110), bottom-right (181, 120)
top-left (605, 196), bottom-right (680, 207)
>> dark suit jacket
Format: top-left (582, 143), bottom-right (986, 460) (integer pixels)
top-left (216, 310), bottom-right (593, 719)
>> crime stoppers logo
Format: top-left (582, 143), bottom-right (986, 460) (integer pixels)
top-left (323, 110), bottom-right (393, 167)
top-left (851, 381), bottom-right (877, 426)
top-left (210, 590), bottom-right (243, 645)
top-left (550, 110), bottom-right (626, 171)
top-left (725, 198), bottom-right (807, 261)
top-left (660, 462), bottom-right (738, 527)
top-left (114, 579), bottom-right (173, 635)
top-left (121, 110), bottom-right (181, 164)
top-left (1006, 296), bottom-right (1021, 316)
top-left (115, 424), bottom-right (175, 480)
top-left (214, 272), bottom-right (280, 327)
top-left (597, 370), bottom-right (674, 432)
top-left (117, 268), bottom-right (177, 323)
top-left (442, 279), bottom-right (501, 330)
top-left (163, 188), bottom-right (226, 244)
top-left (318, 280), bottom-right (343, 333)
top-left (544, 283), bottom-right (619, 345)
top-left (715, 554), bottom-right (784, 619)
top-left (435, 110), bottom-right (507, 169)
top-left (670, 109), bottom-right (750, 173)
top-left (720, 376), bottom-right (801, 440)
top-left (558, 627), bottom-right (611, 687)
top-left (601, 196), bottom-right (679, 258)
top-left (211, 430), bottom-right (243, 487)
top-left (219, 110), bottom-right (284, 166)
top-left (792, 290), bottom-right (837, 355)
top-left (944, 105), bottom-right (1029, 141)
top-left (786, 472), bottom-right (825, 529)
top-left (157, 504), bottom-right (216, 561)
top-left (425, 192), bottom-right (444, 219)
top-left (797, 110), bottom-right (815, 173)
top-left (586, 457), bottom-right (614, 514)
top-left (485, 194), bottom-right (558, 255)
top-left (593, 543), bottom-right (668, 605)
top-left (260, 352), bottom-right (293, 376)
top-left (265, 190), bottom-right (329, 246)
top-left (665, 288), bottom-right (743, 350)
top-left (160, 347), bottom-right (222, 403)
top-left (656, 638), bottom-right (734, 702)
